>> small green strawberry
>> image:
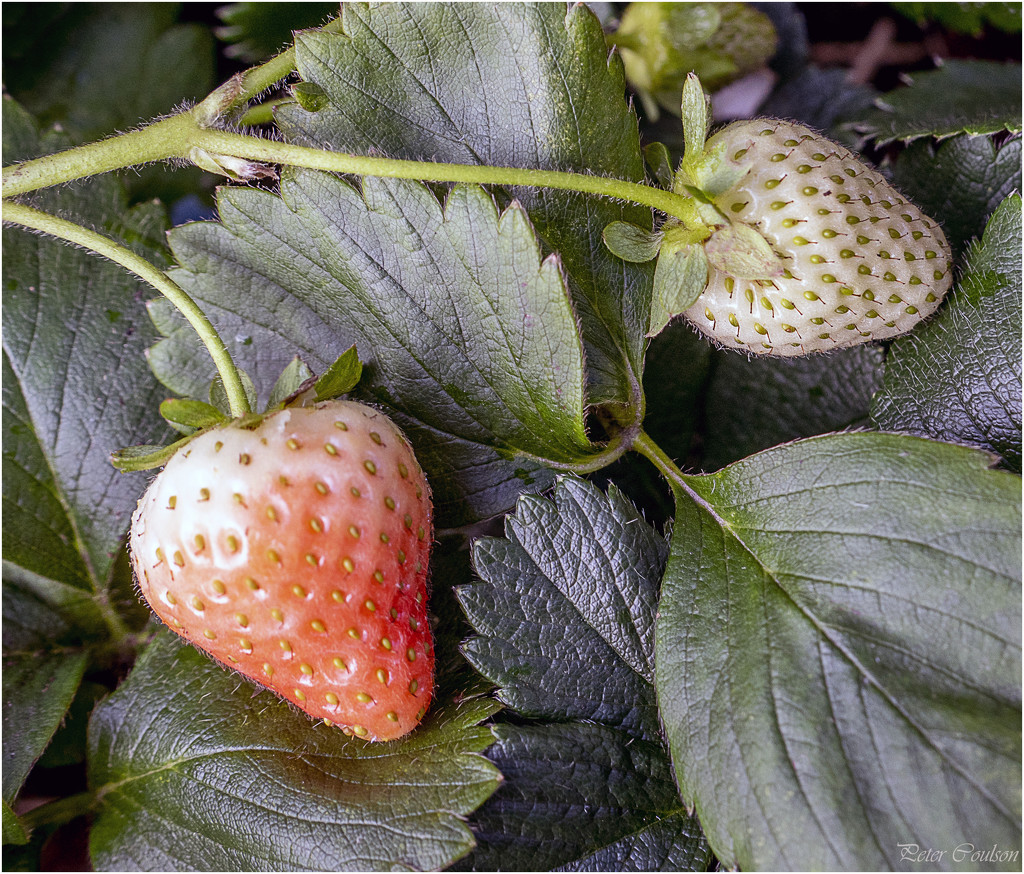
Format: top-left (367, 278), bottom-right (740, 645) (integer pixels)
top-left (129, 400), bottom-right (434, 742)
top-left (682, 118), bottom-right (954, 355)
top-left (610, 2), bottom-right (777, 119)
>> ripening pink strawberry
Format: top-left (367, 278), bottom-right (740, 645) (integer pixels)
top-left (129, 401), bottom-right (434, 742)
top-left (685, 119), bottom-right (954, 355)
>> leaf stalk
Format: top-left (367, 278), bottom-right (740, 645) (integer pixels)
top-left (3, 112), bottom-right (698, 225)
top-left (1, 202), bottom-right (251, 418)
top-left (18, 791), bottom-right (97, 831)
top-left (1, 114), bottom-right (196, 200)
top-left (631, 429), bottom-right (694, 492)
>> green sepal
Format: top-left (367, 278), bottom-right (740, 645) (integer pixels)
top-left (643, 141), bottom-right (675, 190)
top-left (111, 434), bottom-right (195, 473)
top-left (159, 398), bottom-right (227, 435)
top-left (648, 239), bottom-right (710, 338)
top-left (209, 369), bottom-right (257, 417)
top-left (704, 223), bottom-right (784, 280)
top-left (693, 139), bottom-right (749, 199)
top-left (679, 183), bottom-right (715, 205)
top-left (268, 356), bottom-right (315, 409)
top-left (673, 183), bottom-right (725, 227)
top-left (314, 346), bottom-right (364, 401)
top-left (677, 137), bottom-right (749, 202)
top-left (603, 222), bottom-right (664, 263)
top-left (292, 81), bottom-right (330, 113)
top-left (680, 73), bottom-right (711, 177)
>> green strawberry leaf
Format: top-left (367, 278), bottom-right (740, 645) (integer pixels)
top-left (152, 174), bottom-right (594, 526)
top-left (37, 681), bottom-right (108, 770)
top-left (658, 433), bottom-right (1022, 870)
top-left (3, 801), bottom-right (28, 847)
top-left (87, 632), bottom-right (501, 872)
top-left (2, 96), bottom-right (172, 598)
top-left (2, 4), bottom-right (214, 205)
top-left (892, 133), bottom-right (1022, 259)
top-left (3, 98), bottom-right (171, 821)
top-left (2, 583), bottom-right (90, 818)
top-left (3, 355), bottom-right (92, 592)
top-left (892, 2), bottom-right (1022, 36)
top-left (701, 344), bottom-right (886, 471)
top-left (275, 3), bottom-right (652, 412)
top-left (872, 193), bottom-right (1022, 472)
top-left (457, 477), bottom-right (712, 871)
top-left (313, 346), bottom-right (363, 402)
top-left (853, 60), bottom-right (1023, 145)
top-left (215, 2), bottom-right (339, 62)
top-left (459, 723), bottom-right (710, 873)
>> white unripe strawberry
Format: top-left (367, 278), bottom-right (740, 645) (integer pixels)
top-left (684, 119), bottom-right (954, 356)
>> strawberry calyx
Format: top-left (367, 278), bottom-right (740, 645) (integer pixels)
top-left (604, 73), bottom-right (755, 271)
top-left (112, 346), bottom-right (364, 473)
top-left (161, 399), bottom-right (228, 435)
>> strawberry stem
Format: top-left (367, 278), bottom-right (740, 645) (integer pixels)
top-left (631, 429), bottom-right (712, 511)
top-left (1, 202), bottom-right (252, 418)
top-left (195, 129), bottom-right (700, 222)
top-left (199, 14), bottom-right (347, 121)
top-left (3, 109), bottom-right (700, 230)
top-left (2, 120), bottom-right (700, 224)
top-left (1, 113), bottom-right (197, 200)
top-left (93, 593), bottom-right (135, 648)
top-left (18, 791), bottom-right (97, 831)
top-left (1, 15), bottom-right (701, 226)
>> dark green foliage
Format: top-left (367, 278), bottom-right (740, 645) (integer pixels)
top-left (1, 5), bottom-right (1020, 871)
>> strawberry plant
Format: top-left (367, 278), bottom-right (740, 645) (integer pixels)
top-left (2, 3), bottom-right (1021, 871)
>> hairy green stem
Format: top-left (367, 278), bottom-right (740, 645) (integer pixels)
top-left (633, 430), bottom-right (733, 527)
top-left (19, 791), bottom-right (97, 831)
top-left (554, 413), bottom-right (643, 475)
top-left (2, 3), bottom-right (697, 222)
top-left (238, 99), bottom-right (288, 127)
top-left (631, 429), bottom-right (693, 491)
top-left (1, 114), bottom-right (196, 200)
top-left (235, 46), bottom-right (300, 106)
top-left (3, 112), bottom-right (697, 224)
top-left (196, 129), bottom-right (697, 220)
top-left (222, 14), bottom-right (346, 113)
top-left (93, 591), bottom-right (134, 647)
top-left (1, 202), bottom-right (251, 418)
